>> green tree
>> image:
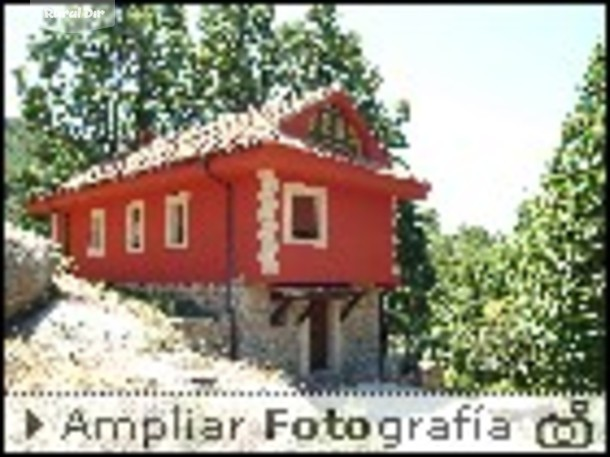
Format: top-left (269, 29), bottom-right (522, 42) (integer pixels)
top-left (4, 118), bottom-right (44, 224)
top-left (194, 4), bottom-right (278, 117)
top-left (275, 4), bottom-right (408, 149)
top-left (510, 42), bottom-right (605, 392)
top-left (11, 4), bottom-right (196, 231)
top-left (386, 205), bottom-right (437, 375)
top-left (425, 225), bottom-right (513, 389)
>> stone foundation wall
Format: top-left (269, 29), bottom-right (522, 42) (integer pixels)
top-left (170, 318), bottom-right (228, 355)
top-left (120, 282), bottom-right (233, 357)
top-left (122, 282), bottom-right (230, 314)
top-left (235, 285), bottom-right (306, 375)
top-left (119, 282), bottom-right (381, 384)
top-left (340, 290), bottom-right (381, 383)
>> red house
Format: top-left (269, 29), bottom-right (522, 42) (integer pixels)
top-left (28, 85), bottom-right (430, 383)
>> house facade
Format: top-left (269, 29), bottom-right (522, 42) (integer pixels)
top-left (28, 85), bottom-right (430, 384)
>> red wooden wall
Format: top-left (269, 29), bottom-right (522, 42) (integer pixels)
top-left (62, 168), bottom-right (228, 284)
top-left (55, 159), bottom-right (396, 287)
top-left (273, 171), bottom-right (395, 285)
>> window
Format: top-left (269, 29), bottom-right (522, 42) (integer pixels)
top-left (165, 192), bottom-right (190, 249)
top-left (292, 196), bottom-right (319, 239)
top-left (345, 124), bottom-right (363, 156)
top-left (308, 103), bottom-right (363, 157)
top-left (126, 200), bottom-right (145, 253)
top-left (50, 212), bottom-right (59, 243)
top-left (87, 208), bottom-right (106, 257)
top-left (283, 183), bottom-right (328, 248)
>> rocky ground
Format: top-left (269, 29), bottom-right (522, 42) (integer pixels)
top-left (5, 273), bottom-right (295, 392)
top-left (4, 274), bottom-right (384, 451)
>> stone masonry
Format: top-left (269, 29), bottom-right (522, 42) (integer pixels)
top-left (121, 282), bottom-right (381, 384)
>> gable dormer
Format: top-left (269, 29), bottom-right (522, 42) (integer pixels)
top-left (278, 89), bottom-right (391, 168)
top-left (307, 102), bottom-right (364, 158)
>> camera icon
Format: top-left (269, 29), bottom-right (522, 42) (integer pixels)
top-left (535, 400), bottom-right (593, 449)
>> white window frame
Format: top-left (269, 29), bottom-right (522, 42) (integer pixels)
top-left (125, 200), bottom-right (145, 253)
top-left (165, 191), bottom-right (190, 249)
top-left (87, 208), bottom-right (106, 258)
top-left (283, 183), bottom-right (328, 249)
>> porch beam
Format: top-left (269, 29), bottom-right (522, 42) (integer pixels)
top-left (271, 287), bottom-right (365, 302)
top-left (269, 294), bottom-right (295, 326)
top-left (296, 301), bottom-right (314, 325)
top-left (340, 291), bottom-right (366, 321)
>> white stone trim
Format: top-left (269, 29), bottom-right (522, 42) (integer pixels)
top-left (282, 182), bottom-right (328, 249)
top-left (125, 200), bottom-right (145, 253)
top-left (256, 169), bottom-right (280, 275)
top-left (165, 191), bottom-right (190, 249)
top-left (87, 208), bottom-right (106, 258)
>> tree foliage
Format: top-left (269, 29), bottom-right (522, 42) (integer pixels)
top-left (386, 204), bottom-right (437, 374)
top-left (507, 42), bottom-right (605, 392)
top-left (404, 42), bottom-right (605, 393)
top-left (275, 4), bottom-right (409, 149)
top-left (11, 5), bottom-right (196, 210)
top-left (194, 4), bottom-right (278, 116)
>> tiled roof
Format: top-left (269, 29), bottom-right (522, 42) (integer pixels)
top-left (36, 84), bottom-right (413, 199)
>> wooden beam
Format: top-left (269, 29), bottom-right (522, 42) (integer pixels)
top-left (270, 285), bottom-right (365, 302)
top-left (296, 301), bottom-right (315, 325)
top-left (340, 292), bottom-right (366, 321)
top-left (270, 296), bottom-right (294, 326)
top-left (272, 282), bottom-right (352, 289)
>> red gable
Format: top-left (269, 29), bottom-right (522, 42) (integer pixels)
top-left (278, 89), bottom-right (391, 166)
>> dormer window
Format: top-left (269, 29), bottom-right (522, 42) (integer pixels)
top-left (309, 103), bottom-right (363, 157)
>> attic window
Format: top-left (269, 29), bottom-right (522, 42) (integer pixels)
top-left (87, 208), bottom-right (106, 257)
top-left (309, 103), bottom-right (363, 157)
top-left (283, 183), bottom-right (328, 249)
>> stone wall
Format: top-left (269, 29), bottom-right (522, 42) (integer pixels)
top-left (339, 290), bottom-right (381, 384)
top-left (235, 284), bottom-right (306, 375)
top-left (119, 282), bottom-right (382, 384)
top-left (236, 286), bottom-right (382, 384)
top-left (5, 222), bottom-right (61, 320)
top-left (120, 282), bottom-right (232, 357)
top-left (170, 318), bottom-right (228, 355)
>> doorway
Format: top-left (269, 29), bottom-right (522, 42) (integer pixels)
top-left (309, 299), bottom-right (329, 371)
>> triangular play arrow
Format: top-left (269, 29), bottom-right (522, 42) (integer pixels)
top-left (25, 409), bottom-right (43, 439)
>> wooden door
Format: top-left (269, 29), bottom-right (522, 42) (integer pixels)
top-left (309, 299), bottom-right (329, 371)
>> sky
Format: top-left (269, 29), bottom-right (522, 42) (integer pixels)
top-left (4, 4), bottom-right (606, 234)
